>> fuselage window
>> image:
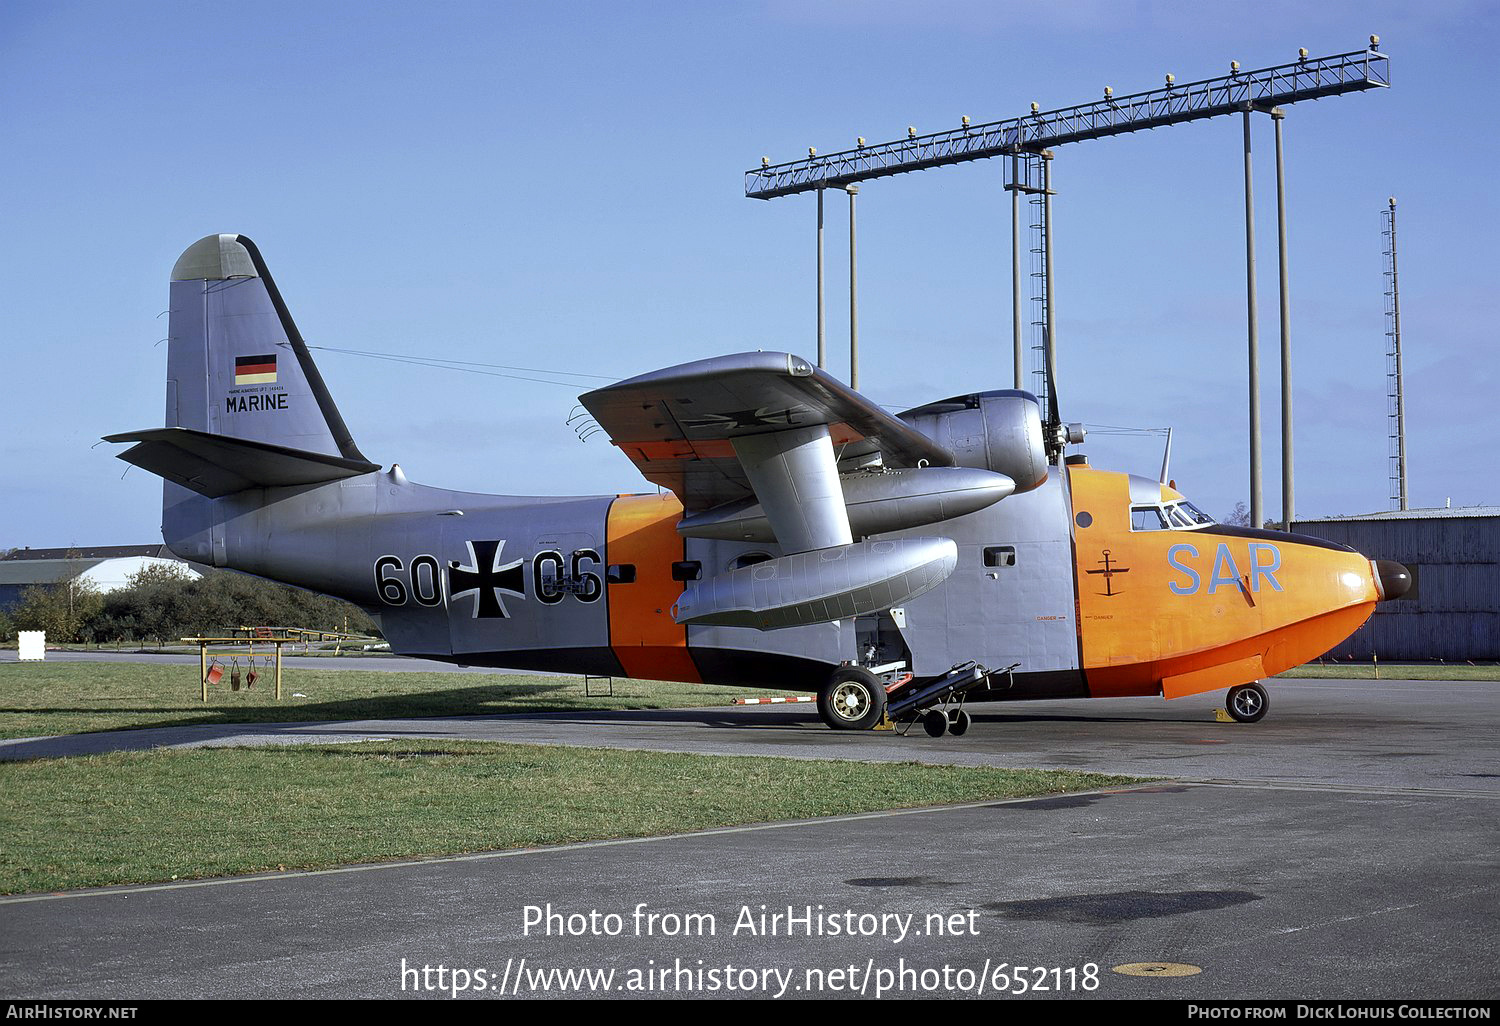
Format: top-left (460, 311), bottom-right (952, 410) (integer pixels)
top-left (983, 545), bottom-right (1017, 568)
top-left (1131, 507), bottom-right (1168, 531)
top-left (606, 564), bottom-right (636, 584)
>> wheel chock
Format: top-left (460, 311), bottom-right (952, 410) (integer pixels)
top-left (1214, 708), bottom-right (1234, 723)
top-left (874, 711), bottom-right (895, 731)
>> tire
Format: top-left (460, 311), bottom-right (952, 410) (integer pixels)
top-left (1226, 682), bottom-right (1269, 723)
top-left (817, 667), bottom-right (887, 731)
top-left (947, 709), bottom-right (972, 737)
top-left (922, 709), bottom-right (949, 738)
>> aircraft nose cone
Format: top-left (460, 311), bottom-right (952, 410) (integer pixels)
top-left (1374, 559), bottom-right (1412, 600)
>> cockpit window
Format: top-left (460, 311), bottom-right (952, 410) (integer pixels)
top-left (1131, 501), bottom-right (1215, 532)
top-left (1176, 501), bottom-right (1215, 525)
top-left (1131, 507), bottom-right (1168, 531)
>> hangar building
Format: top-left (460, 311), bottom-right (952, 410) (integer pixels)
top-left (0, 545), bottom-right (202, 611)
top-left (1291, 506), bottom-right (1499, 662)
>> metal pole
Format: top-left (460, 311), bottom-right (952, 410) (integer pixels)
top-left (1041, 152), bottom-right (1058, 418)
top-left (1272, 109), bottom-right (1293, 530)
top-left (200, 642), bottom-right (207, 703)
top-left (1011, 154), bottom-right (1024, 389)
top-left (847, 184), bottom-right (860, 390)
top-left (1389, 196), bottom-right (1408, 510)
top-left (1242, 109), bottom-right (1263, 529)
top-left (816, 187), bottom-right (826, 370)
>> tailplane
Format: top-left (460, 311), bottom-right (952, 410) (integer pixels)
top-left (104, 427), bottom-right (377, 499)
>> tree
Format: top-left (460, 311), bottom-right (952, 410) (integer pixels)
top-left (1224, 502), bottom-right (1251, 527)
top-left (86, 567), bottom-right (379, 643)
top-left (12, 576), bottom-right (104, 643)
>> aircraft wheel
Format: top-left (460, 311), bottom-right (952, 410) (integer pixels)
top-left (947, 709), bottom-right (972, 737)
top-left (922, 709), bottom-right (949, 738)
top-left (818, 667), bottom-right (887, 731)
top-left (1226, 682), bottom-right (1269, 723)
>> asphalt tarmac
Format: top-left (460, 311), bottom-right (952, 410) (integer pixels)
top-left (1, 676), bottom-right (1495, 1000)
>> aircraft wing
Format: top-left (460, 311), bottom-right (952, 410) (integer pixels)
top-left (579, 352), bottom-right (955, 512)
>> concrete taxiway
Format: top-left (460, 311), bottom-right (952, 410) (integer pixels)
top-left (1, 677), bottom-right (1496, 999)
top-left (1, 680), bottom-right (1493, 793)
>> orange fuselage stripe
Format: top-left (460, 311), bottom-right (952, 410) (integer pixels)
top-left (605, 493), bottom-right (701, 684)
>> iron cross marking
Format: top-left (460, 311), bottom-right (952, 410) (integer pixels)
top-left (1086, 548), bottom-right (1131, 597)
top-left (449, 540), bottom-right (526, 618)
top-left (680, 405), bottom-right (807, 432)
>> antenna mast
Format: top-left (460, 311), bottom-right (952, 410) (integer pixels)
top-left (1382, 197), bottom-right (1409, 511)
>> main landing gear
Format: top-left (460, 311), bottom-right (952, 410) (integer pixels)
top-left (816, 662), bottom-right (989, 736)
top-left (1225, 681), bottom-right (1269, 723)
top-left (817, 666), bottom-right (888, 731)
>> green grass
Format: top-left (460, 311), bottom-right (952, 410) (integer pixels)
top-left (0, 662), bottom-right (772, 739)
top-left (1277, 663), bottom-right (1499, 681)
top-left (0, 740), bottom-right (1138, 894)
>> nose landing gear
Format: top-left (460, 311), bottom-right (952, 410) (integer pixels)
top-left (1225, 681), bottom-right (1269, 723)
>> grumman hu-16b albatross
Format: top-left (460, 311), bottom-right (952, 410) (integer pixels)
top-left (108, 235), bottom-right (1412, 736)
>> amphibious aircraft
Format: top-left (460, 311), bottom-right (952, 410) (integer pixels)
top-left (108, 234), bottom-right (1411, 735)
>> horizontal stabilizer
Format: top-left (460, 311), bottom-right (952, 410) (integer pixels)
top-left (105, 427), bottom-right (379, 498)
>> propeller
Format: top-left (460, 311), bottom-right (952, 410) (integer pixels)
top-left (1041, 326), bottom-right (1085, 462)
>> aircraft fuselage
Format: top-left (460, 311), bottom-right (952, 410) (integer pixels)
top-left (190, 457), bottom-right (1381, 703)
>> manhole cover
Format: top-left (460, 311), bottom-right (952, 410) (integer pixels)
top-left (1112, 962), bottom-right (1202, 978)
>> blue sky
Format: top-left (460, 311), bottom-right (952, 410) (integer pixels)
top-left (2, 1), bottom-right (1495, 547)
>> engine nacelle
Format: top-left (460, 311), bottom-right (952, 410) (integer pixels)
top-left (677, 465), bottom-right (1013, 543)
top-left (898, 390), bottom-right (1048, 493)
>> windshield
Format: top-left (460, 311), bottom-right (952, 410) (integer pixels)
top-left (1130, 500), bottom-right (1216, 532)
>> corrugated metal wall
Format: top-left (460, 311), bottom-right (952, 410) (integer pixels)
top-left (1291, 515), bottom-right (1499, 661)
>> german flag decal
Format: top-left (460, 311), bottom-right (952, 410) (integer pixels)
top-left (234, 354), bottom-right (277, 385)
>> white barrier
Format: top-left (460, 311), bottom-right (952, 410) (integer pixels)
top-left (17, 631), bottom-right (46, 661)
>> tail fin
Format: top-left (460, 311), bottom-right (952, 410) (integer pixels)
top-left (109, 234), bottom-right (378, 497)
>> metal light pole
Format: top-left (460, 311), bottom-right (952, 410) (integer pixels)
top-left (1041, 152), bottom-right (1058, 414)
top-left (816, 187), bottom-right (826, 370)
top-left (847, 184), bottom-right (860, 390)
top-left (1272, 108), bottom-right (1293, 530)
top-left (1242, 108), bottom-right (1263, 529)
top-left (1011, 153), bottom-right (1024, 389)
